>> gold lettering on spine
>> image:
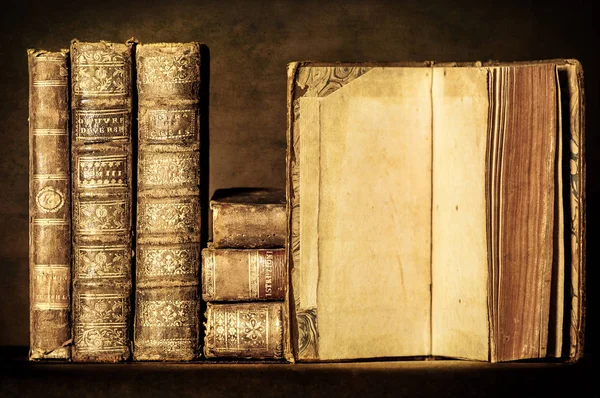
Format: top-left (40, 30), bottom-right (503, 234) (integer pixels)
top-left (248, 251), bottom-right (260, 299)
top-left (32, 266), bottom-right (70, 310)
top-left (78, 155), bottom-right (128, 187)
top-left (75, 109), bottom-right (129, 141)
top-left (141, 152), bottom-right (199, 187)
top-left (263, 251), bottom-right (274, 298)
top-left (144, 109), bottom-right (197, 141)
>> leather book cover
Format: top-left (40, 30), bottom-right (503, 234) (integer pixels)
top-left (134, 42), bottom-right (202, 361)
top-left (204, 302), bottom-right (285, 359)
top-left (202, 248), bottom-right (286, 302)
top-left (70, 39), bottom-right (134, 362)
top-left (211, 188), bottom-right (286, 248)
top-left (28, 49), bottom-right (71, 360)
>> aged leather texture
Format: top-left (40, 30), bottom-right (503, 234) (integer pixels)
top-left (28, 49), bottom-right (71, 360)
top-left (211, 188), bottom-right (286, 248)
top-left (204, 302), bottom-right (284, 359)
top-left (134, 42), bottom-right (201, 361)
top-left (202, 248), bottom-right (286, 302)
top-left (70, 39), bottom-right (134, 362)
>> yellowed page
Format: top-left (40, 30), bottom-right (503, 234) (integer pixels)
top-left (297, 67), bottom-right (433, 360)
top-left (431, 67), bottom-right (490, 360)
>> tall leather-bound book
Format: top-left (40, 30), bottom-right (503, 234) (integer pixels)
top-left (287, 60), bottom-right (585, 362)
top-left (134, 43), bottom-right (201, 361)
top-left (71, 39), bottom-right (134, 362)
top-left (28, 49), bottom-right (71, 360)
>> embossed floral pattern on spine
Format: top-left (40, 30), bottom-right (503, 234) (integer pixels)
top-left (28, 49), bottom-right (71, 360)
top-left (71, 40), bottom-right (134, 362)
top-left (134, 43), bottom-right (201, 361)
top-left (204, 302), bottom-right (284, 359)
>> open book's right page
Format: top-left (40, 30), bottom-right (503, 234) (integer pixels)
top-left (432, 64), bottom-right (559, 362)
top-left (431, 67), bottom-right (490, 361)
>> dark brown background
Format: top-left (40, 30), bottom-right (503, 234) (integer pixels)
top-left (0, 0), bottom-right (596, 359)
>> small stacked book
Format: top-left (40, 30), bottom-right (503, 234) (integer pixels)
top-left (202, 188), bottom-right (289, 359)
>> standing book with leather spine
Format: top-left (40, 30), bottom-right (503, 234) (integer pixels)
top-left (28, 49), bottom-right (71, 360)
top-left (134, 43), bottom-right (202, 361)
top-left (70, 39), bottom-right (134, 362)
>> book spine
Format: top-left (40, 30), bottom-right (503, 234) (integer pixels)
top-left (202, 248), bottom-right (286, 301)
top-left (70, 40), bottom-right (134, 362)
top-left (211, 203), bottom-right (286, 248)
top-left (134, 43), bottom-right (201, 361)
top-left (28, 49), bottom-right (71, 360)
top-left (204, 302), bottom-right (284, 359)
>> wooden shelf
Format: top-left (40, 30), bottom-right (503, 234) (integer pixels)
top-left (0, 347), bottom-right (594, 397)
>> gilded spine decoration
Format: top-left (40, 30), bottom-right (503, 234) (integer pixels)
top-left (28, 49), bottom-right (71, 360)
top-left (204, 302), bottom-right (284, 359)
top-left (71, 40), bottom-right (134, 362)
top-left (134, 43), bottom-right (201, 361)
top-left (201, 248), bottom-right (287, 302)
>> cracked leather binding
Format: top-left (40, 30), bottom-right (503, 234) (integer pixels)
top-left (28, 49), bottom-right (71, 360)
top-left (71, 39), bottom-right (134, 362)
top-left (134, 42), bottom-right (202, 361)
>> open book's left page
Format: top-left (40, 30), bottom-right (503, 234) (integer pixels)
top-left (289, 65), bottom-right (433, 360)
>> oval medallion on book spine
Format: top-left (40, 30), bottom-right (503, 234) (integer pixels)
top-left (36, 186), bottom-right (64, 213)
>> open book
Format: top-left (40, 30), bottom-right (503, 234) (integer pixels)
top-left (286, 61), bottom-right (585, 362)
